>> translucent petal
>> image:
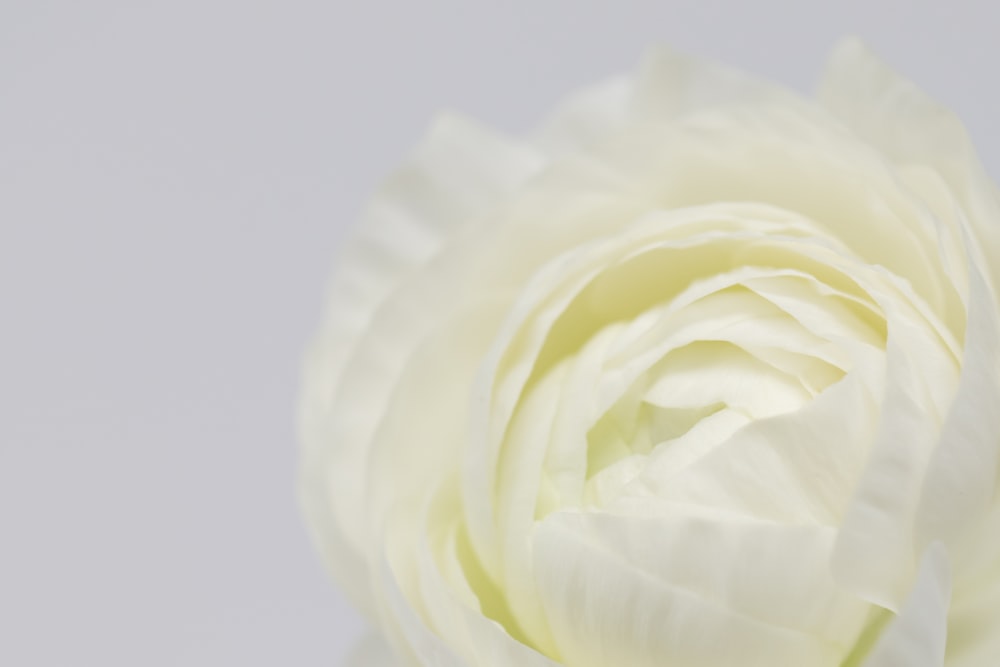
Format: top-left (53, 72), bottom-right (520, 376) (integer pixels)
top-left (378, 474), bottom-right (561, 667)
top-left (819, 36), bottom-right (1000, 295)
top-left (916, 264), bottom-right (1000, 577)
top-left (493, 361), bottom-right (573, 652)
top-left (593, 408), bottom-right (750, 509)
top-left (375, 548), bottom-right (468, 667)
top-left (300, 115), bottom-right (543, 613)
top-left (860, 543), bottom-right (951, 667)
top-left (945, 565), bottom-right (1000, 667)
top-left (415, 500), bottom-right (562, 667)
top-left (534, 77), bottom-right (632, 157)
top-left (314, 112), bottom-right (544, 399)
top-left (593, 105), bottom-right (962, 335)
top-left (642, 341), bottom-right (809, 419)
top-left (831, 325), bottom-right (955, 609)
top-left (533, 510), bottom-right (868, 667)
top-left (535, 43), bottom-right (797, 157)
top-left (366, 298), bottom-right (510, 571)
top-left (635, 345), bottom-right (883, 526)
top-left (630, 45), bottom-right (800, 122)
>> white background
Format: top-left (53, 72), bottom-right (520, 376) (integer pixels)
top-left (2, 1), bottom-right (997, 665)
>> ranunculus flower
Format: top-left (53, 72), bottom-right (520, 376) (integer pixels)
top-left (299, 38), bottom-right (1000, 667)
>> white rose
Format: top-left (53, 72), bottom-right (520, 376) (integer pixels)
top-left (299, 38), bottom-right (1000, 667)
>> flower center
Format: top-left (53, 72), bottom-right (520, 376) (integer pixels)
top-left (461, 203), bottom-right (894, 658)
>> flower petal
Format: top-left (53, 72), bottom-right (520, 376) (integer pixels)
top-left (916, 263), bottom-right (1000, 577)
top-left (630, 45), bottom-right (798, 122)
top-left (819, 36), bottom-right (1000, 293)
top-left (300, 114), bottom-right (543, 613)
top-left (533, 510), bottom-right (868, 667)
top-left (860, 543), bottom-right (951, 667)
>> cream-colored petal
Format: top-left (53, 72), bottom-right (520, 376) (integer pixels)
top-left (831, 323), bottom-right (955, 609)
top-left (536, 41), bottom-right (798, 157)
top-left (945, 564), bottom-right (1000, 667)
top-left (315, 111), bottom-right (544, 394)
top-left (539, 43), bottom-right (818, 161)
top-left (630, 45), bottom-right (801, 122)
top-left (415, 497), bottom-right (563, 667)
top-left (300, 115), bottom-right (543, 613)
top-left (636, 344), bottom-right (883, 526)
top-left (365, 297), bottom-right (509, 564)
top-left (860, 543), bottom-right (951, 667)
top-left (493, 361), bottom-right (573, 653)
top-left (916, 264), bottom-right (1000, 577)
top-left (378, 471), bottom-right (562, 667)
top-left (819, 36), bottom-right (1000, 294)
top-left (642, 341), bottom-right (809, 419)
top-left (375, 549), bottom-right (469, 667)
top-left (533, 510), bottom-right (867, 667)
top-left (534, 77), bottom-right (632, 157)
top-left (593, 105), bottom-right (963, 336)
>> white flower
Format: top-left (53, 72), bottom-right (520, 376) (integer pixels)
top-left (299, 38), bottom-right (1000, 667)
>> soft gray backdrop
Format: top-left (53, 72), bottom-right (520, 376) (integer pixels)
top-left (2, 1), bottom-right (997, 665)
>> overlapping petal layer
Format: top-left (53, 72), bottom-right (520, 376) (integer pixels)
top-left (301, 39), bottom-right (1000, 667)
